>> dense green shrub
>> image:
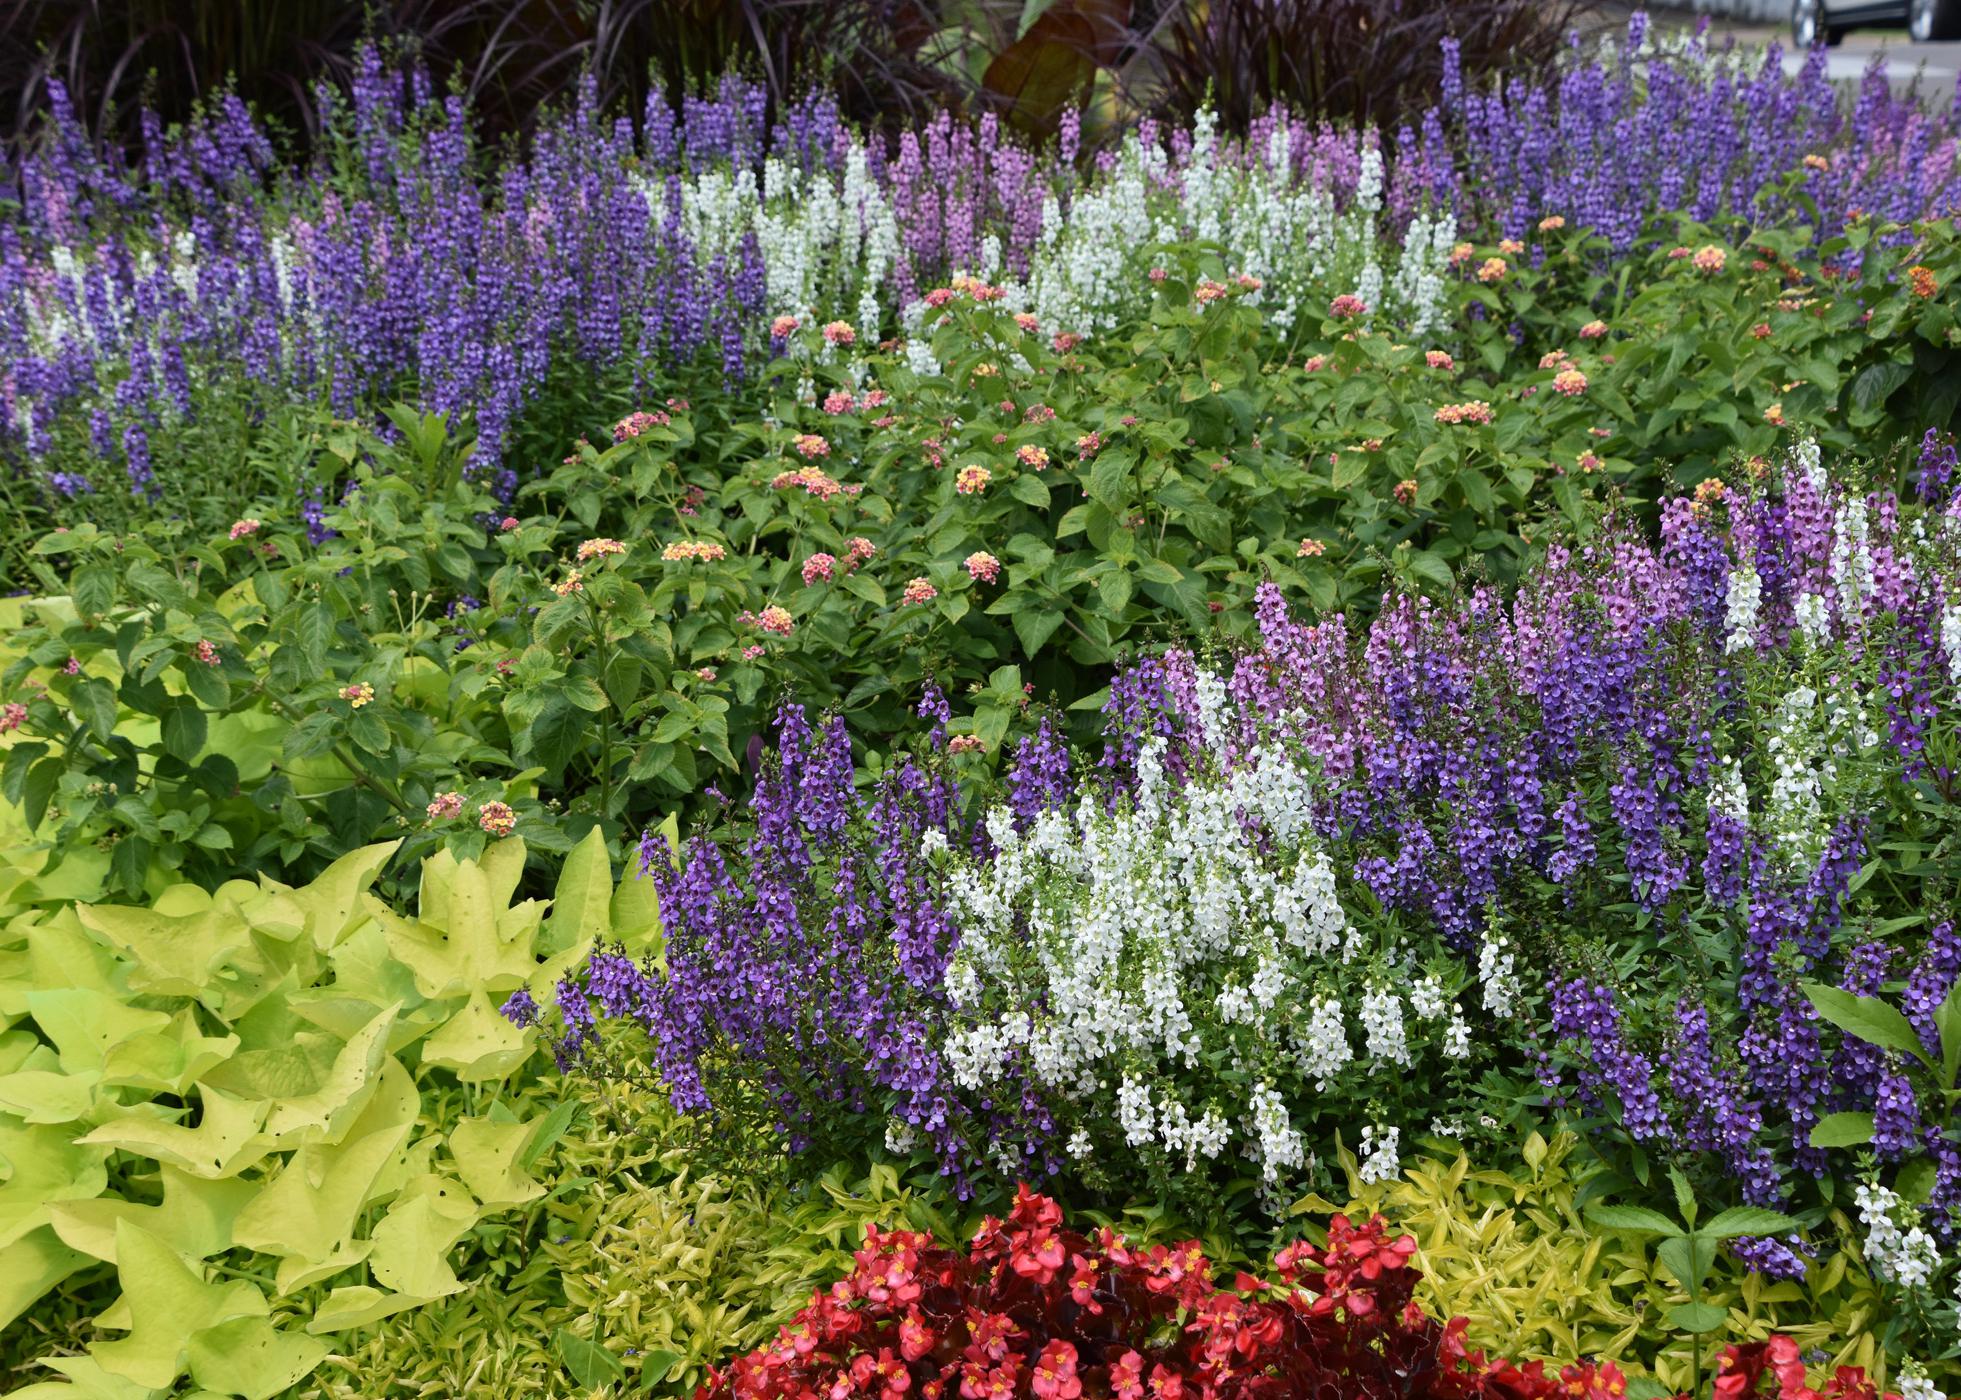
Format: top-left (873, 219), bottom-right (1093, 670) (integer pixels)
top-left (3, 217), bottom-right (1954, 905)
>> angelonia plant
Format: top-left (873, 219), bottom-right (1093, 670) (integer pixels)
top-left (531, 434), bottom-right (1961, 1239)
top-left (3, 13), bottom-right (1959, 542)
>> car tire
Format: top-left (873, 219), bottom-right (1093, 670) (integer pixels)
top-left (1792, 0), bottom-right (1844, 45)
top-left (1910, 0), bottom-right (1961, 41)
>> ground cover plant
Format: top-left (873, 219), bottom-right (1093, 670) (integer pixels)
top-left (4, 9), bottom-right (1961, 1399)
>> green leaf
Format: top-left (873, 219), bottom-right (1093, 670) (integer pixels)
top-left (524, 698), bottom-right (588, 775)
top-left (230, 1058), bottom-right (418, 1269)
top-left (612, 813), bottom-right (674, 954)
top-left (1010, 473), bottom-right (1051, 508)
top-left (1657, 1234), bottom-right (1716, 1293)
top-left (1938, 979), bottom-right (1961, 1090)
top-left (23, 755), bottom-right (61, 831)
top-left (839, 572), bottom-right (887, 607)
top-left (160, 703), bottom-right (208, 762)
top-left (74, 678), bottom-right (119, 742)
top-left (282, 712), bottom-right (339, 762)
top-left (187, 1315), bottom-right (330, 1400)
top-left (109, 837), bottom-right (153, 898)
top-left (1088, 450), bottom-right (1132, 508)
top-left (1583, 1204), bottom-right (1682, 1236)
top-left (420, 991), bottom-right (532, 1083)
top-left (0, 1227), bottom-right (91, 1335)
top-left (261, 1005), bottom-right (399, 1146)
top-left (288, 839), bottom-right (400, 949)
top-left (448, 1116), bottom-right (546, 1211)
top-left (184, 662), bottom-right (231, 711)
top-left (519, 1099), bottom-right (581, 1173)
top-left (1801, 982), bottom-right (1929, 1064)
top-left (73, 564), bottom-right (116, 619)
top-left (1699, 1206), bottom-right (1805, 1239)
top-left (1403, 550), bottom-right (1455, 592)
top-left (555, 1329), bottom-right (627, 1390)
top-left (304, 1284), bottom-right (431, 1336)
top-left (2, 740), bottom-right (47, 804)
top-left (366, 1189), bottom-right (475, 1299)
top-left (1808, 1111), bottom-right (1876, 1149)
top-left (561, 676), bottom-right (610, 713)
top-left (1848, 359), bottom-right (1912, 419)
top-left (91, 1221), bottom-right (269, 1390)
top-left (637, 1349), bottom-right (684, 1392)
top-left (78, 1090), bottom-right (265, 1188)
top-left (547, 825), bottom-right (614, 955)
top-left (295, 604), bottom-right (334, 673)
top-left (1013, 606), bottom-right (1066, 658)
top-left (1667, 1301), bottom-right (1731, 1334)
top-left (1898, 1156), bottom-right (1939, 1205)
top-left (346, 711), bottom-right (390, 757)
top-left (1666, 1164), bottom-right (1697, 1230)
top-left (77, 902), bottom-right (254, 1003)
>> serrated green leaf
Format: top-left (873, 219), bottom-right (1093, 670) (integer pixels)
top-left (1802, 982), bottom-right (1929, 1064)
top-left (1699, 1206), bottom-right (1804, 1239)
top-left (1667, 1300), bottom-right (1731, 1334)
top-left (1583, 1204), bottom-right (1681, 1235)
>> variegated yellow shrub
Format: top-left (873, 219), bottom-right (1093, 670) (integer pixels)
top-left (1308, 1132), bottom-right (1917, 1396)
top-left (304, 1084), bottom-right (965, 1398)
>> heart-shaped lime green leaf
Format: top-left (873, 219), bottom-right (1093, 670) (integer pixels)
top-left (448, 1115), bottom-right (546, 1211)
top-left (420, 991), bottom-right (531, 1083)
top-left (77, 1085), bottom-right (270, 1180)
top-left (187, 1314), bottom-right (330, 1400)
top-left (231, 1058), bottom-right (417, 1268)
top-left (90, 1220), bottom-right (268, 1390)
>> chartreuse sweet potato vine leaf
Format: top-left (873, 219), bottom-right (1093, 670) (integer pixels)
top-left (91, 1219), bottom-right (270, 1389)
top-left (0, 830), bottom-right (648, 1395)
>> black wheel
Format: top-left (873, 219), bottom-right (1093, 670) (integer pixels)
top-left (1909, 0), bottom-right (1961, 42)
top-left (1792, 0), bottom-right (1845, 46)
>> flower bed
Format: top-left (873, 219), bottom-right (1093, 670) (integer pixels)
top-left (2, 17), bottom-right (1958, 544)
top-left (3, 19), bottom-right (1961, 1397)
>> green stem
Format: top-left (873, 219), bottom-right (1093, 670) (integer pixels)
top-left (254, 684), bottom-right (416, 818)
top-left (588, 602), bottom-right (617, 823)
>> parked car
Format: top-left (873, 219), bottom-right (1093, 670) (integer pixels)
top-left (1793, 0), bottom-right (1961, 44)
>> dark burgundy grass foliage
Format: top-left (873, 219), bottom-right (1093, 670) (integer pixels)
top-left (0, 0), bottom-right (971, 153)
top-left (2, 0), bottom-right (1599, 158)
top-left (1131, 0), bottom-right (1595, 135)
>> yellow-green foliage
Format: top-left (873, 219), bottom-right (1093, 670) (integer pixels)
top-left (311, 1123), bottom-right (1926, 1399)
top-left (308, 1083), bottom-right (964, 1398)
top-left (1312, 1132), bottom-right (1917, 1396)
top-left (0, 826), bottom-right (649, 1399)
top-left (544, 1131), bottom-right (952, 1393)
